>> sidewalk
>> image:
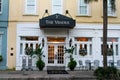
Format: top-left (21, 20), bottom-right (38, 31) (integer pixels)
top-left (0, 70), bottom-right (96, 80)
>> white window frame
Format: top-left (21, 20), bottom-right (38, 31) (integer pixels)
top-left (0, 0), bottom-right (2, 14)
top-left (52, 0), bottom-right (63, 14)
top-left (77, 0), bottom-right (90, 16)
top-left (107, 0), bottom-right (116, 16)
top-left (24, 0), bottom-right (37, 15)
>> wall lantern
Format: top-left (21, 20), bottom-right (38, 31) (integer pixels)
top-left (42, 9), bottom-right (49, 18)
top-left (65, 10), bottom-right (72, 18)
top-left (42, 38), bottom-right (45, 47)
top-left (69, 38), bottom-right (72, 47)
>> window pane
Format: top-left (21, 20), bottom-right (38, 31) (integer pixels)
top-left (80, 6), bottom-right (87, 14)
top-left (116, 45), bottom-right (118, 55)
top-left (0, 35), bottom-right (2, 54)
top-left (53, 0), bottom-right (61, 5)
top-left (52, 0), bottom-right (62, 14)
top-left (27, 0), bottom-right (35, 5)
top-left (79, 0), bottom-right (88, 15)
top-left (20, 43), bottom-right (23, 55)
top-left (21, 36), bottom-right (38, 41)
top-left (26, 0), bottom-right (36, 14)
top-left (0, 0), bottom-right (1, 12)
top-left (107, 0), bottom-right (114, 16)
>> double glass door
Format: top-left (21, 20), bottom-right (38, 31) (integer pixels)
top-left (48, 43), bottom-right (65, 66)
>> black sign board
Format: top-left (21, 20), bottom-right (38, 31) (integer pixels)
top-left (40, 14), bottom-right (75, 28)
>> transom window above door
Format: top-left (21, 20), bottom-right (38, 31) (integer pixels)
top-left (75, 37), bottom-right (92, 42)
top-left (47, 37), bottom-right (65, 42)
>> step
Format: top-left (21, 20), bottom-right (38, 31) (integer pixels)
top-left (47, 66), bottom-right (65, 70)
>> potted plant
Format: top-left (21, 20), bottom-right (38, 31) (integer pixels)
top-left (65, 46), bottom-right (77, 70)
top-left (31, 44), bottom-right (45, 71)
top-left (0, 55), bottom-right (3, 62)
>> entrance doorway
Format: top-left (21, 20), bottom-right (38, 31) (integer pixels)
top-left (47, 37), bottom-right (65, 66)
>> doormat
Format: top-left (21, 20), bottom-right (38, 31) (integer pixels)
top-left (47, 70), bottom-right (68, 74)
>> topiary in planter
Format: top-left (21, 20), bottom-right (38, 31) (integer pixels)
top-left (65, 46), bottom-right (77, 71)
top-left (0, 55), bottom-right (3, 62)
top-left (36, 59), bottom-right (45, 71)
top-left (68, 58), bottom-right (77, 70)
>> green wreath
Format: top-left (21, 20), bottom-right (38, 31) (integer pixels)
top-left (79, 48), bottom-right (87, 56)
top-left (25, 47), bottom-right (33, 55)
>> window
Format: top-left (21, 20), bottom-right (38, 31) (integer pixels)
top-left (78, 0), bottom-right (89, 16)
top-left (52, 0), bottom-right (62, 14)
top-left (21, 36), bottom-right (38, 41)
top-left (75, 37), bottom-right (92, 56)
top-left (108, 0), bottom-right (115, 16)
top-left (25, 0), bottom-right (36, 14)
top-left (0, 0), bottom-right (2, 13)
top-left (0, 35), bottom-right (2, 54)
top-left (101, 38), bottom-right (118, 56)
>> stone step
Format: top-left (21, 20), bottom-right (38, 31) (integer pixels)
top-left (47, 66), bottom-right (65, 70)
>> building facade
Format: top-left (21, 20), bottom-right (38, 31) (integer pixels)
top-left (8, 0), bottom-right (120, 70)
top-left (0, 0), bottom-right (9, 69)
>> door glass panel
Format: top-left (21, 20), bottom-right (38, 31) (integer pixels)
top-left (48, 45), bottom-right (54, 63)
top-left (57, 45), bottom-right (64, 64)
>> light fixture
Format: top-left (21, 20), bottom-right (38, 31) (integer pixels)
top-left (65, 10), bottom-right (72, 18)
top-left (45, 9), bottom-right (48, 13)
top-left (42, 38), bottom-right (45, 47)
top-left (69, 38), bottom-right (72, 47)
top-left (42, 9), bottom-right (49, 18)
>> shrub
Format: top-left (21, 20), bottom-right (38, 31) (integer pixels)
top-left (94, 67), bottom-right (118, 80)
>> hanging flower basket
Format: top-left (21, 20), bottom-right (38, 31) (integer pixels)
top-left (79, 48), bottom-right (87, 56)
top-left (107, 48), bottom-right (113, 56)
top-left (25, 47), bottom-right (33, 55)
top-left (0, 55), bottom-right (3, 62)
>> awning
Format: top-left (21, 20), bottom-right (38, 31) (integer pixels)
top-left (40, 14), bottom-right (76, 28)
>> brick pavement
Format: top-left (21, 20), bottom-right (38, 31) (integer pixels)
top-left (0, 71), bottom-right (96, 80)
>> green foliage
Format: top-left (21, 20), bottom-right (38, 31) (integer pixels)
top-left (79, 48), bottom-right (87, 56)
top-left (65, 46), bottom-right (75, 55)
top-left (25, 47), bottom-right (33, 55)
top-left (94, 67), bottom-right (118, 80)
top-left (0, 55), bottom-right (3, 62)
top-left (68, 59), bottom-right (77, 71)
top-left (65, 46), bottom-right (77, 70)
top-left (33, 44), bottom-right (44, 60)
top-left (107, 48), bottom-right (113, 56)
top-left (30, 44), bottom-right (45, 71)
top-left (36, 59), bottom-right (45, 71)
